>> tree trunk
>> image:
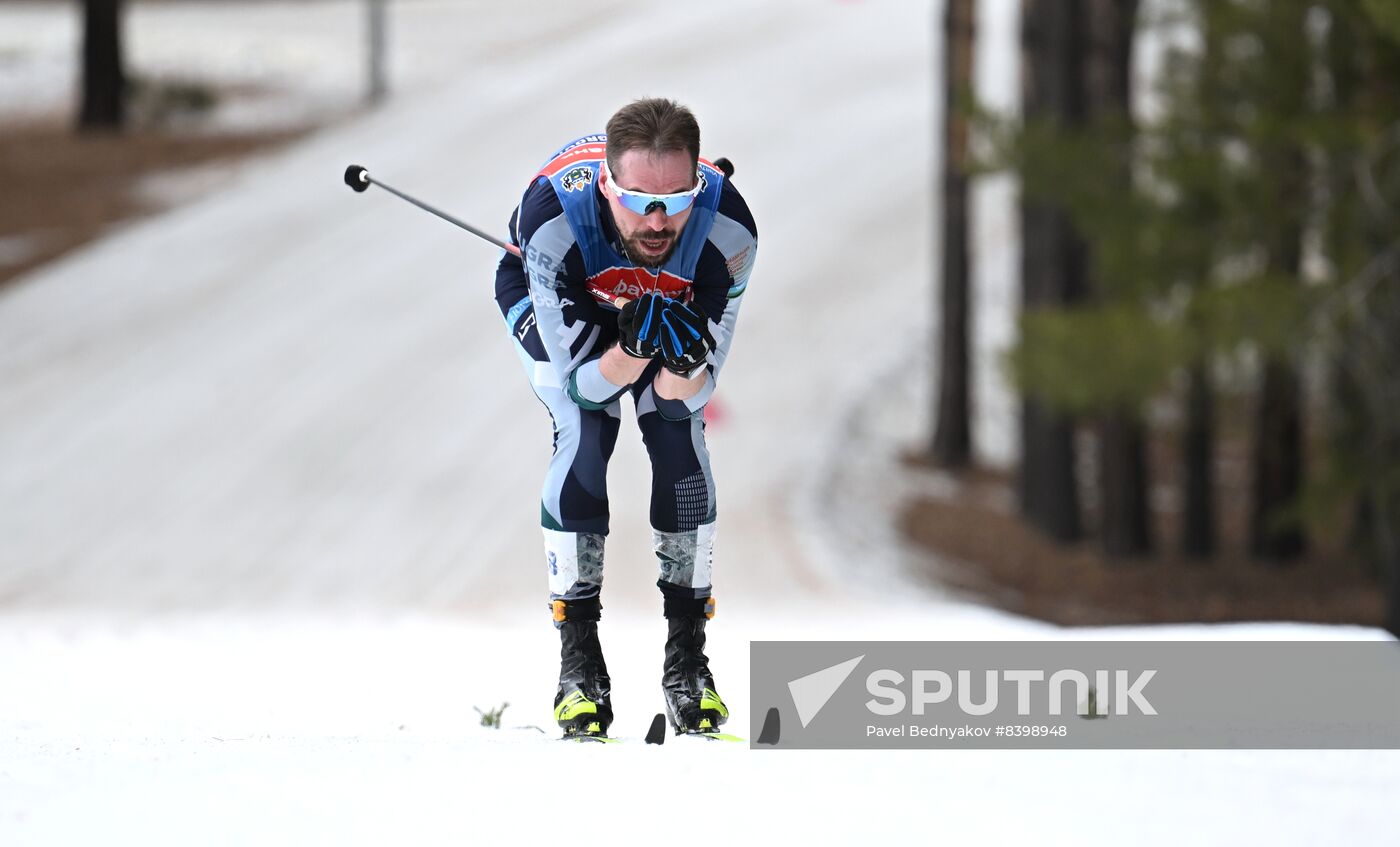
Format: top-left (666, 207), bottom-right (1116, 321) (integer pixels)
top-left (366, 0), bottom-right (388, 104)
top-left (1016, 205), bottom-right (1085, 543)
top-left (1021, 396), bottom-right (1082, 542)
top-left (1082, 0), bottom-right (1136, 114)
top-left (1387, 557), bottom-right (1400, 640)
top-left (1250, 155), bottom-right (1307, 564)
top-left (1247, 1), bottom-right (1309, 565)
top-left (1251, 358), bottom-right (1305, 560)
top-left (1370, 447), bottom-right (1400, 638)
top-left (932, 0), bottom-right (976, 469)
top-left (1177, 1), bottom-right (1228, 564)
top-left (1083, 0), bottom-right (1148, 558)
top-left (1017, 0), bottom-right (1085, 542)
top-left (1181, 363), bottom-right (1215, 559)
top-left (1385, 498), bottom-right (1400, 638)
top-left (1100, 406), bottom-right (1152, 558)
top-left (78, 0), bottom-right (126, 132)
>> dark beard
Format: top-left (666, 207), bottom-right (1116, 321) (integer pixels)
top-left (621, 230), bottom-right (678, 268)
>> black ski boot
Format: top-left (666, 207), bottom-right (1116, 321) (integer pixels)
top-left (552, 597), bottom-right (612, 738)
top-left (661, 594), bottom-right (729, 734)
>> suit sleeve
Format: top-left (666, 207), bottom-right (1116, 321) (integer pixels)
top-left (515, 178), bottom-right (626, 409)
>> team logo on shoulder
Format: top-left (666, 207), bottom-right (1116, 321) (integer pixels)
top-left (561, 166), bottom-right (594, 193)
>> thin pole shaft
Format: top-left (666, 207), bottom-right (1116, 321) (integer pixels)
top-left (366, 0), bottom-right (387, 104)
top-left (367, 174), bottom-right (521, 256)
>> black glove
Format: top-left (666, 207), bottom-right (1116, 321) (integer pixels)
top-left (617, 292), bottom-right (666, 359)
top-left (657, 300), bottom-right (715, 376)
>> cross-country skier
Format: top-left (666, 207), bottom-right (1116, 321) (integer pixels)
top-left (493, 98), bottom-right (757, 738)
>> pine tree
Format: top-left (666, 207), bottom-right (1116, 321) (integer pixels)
top-left (1245, 0), bottom-right (1310, 564)
top-left (1085, 0), bottom-right (1150, 559)
top-left (1321, 0), bottom-right (1400, 634)
top-left (78, 0), bottom-right (126, 131)
top-left (932, 0), bottom-right (977, 469)
top-left (1017, 0), bottom-right (1086, 543)
top-left (996, 0), bottom-right (1400, 608)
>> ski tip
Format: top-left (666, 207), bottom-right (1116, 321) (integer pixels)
top-left (757, 706), bottom-right (781, 746)
top-left (645, 713), bottom-right (667, 745)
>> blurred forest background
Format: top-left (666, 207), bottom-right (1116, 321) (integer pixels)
top-left (914, 0), bottom-right (1400, 636)
top-left (1, 0), bottom-right (342, 288)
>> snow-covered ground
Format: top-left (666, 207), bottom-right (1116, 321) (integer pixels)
top-left (1, 1), bottom-right (1396, 844)
top-left (4, 610), bottom-right (1394, 844)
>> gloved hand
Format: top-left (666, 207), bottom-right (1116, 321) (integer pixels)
top-left (617, 292), bottom-right (666, 359)
top-left (657, 300), bottom-right (714, 376)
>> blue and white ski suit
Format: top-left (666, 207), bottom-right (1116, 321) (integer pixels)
top-left (493, 135), bottom-right (757, 609)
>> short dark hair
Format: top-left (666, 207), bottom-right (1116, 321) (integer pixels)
top-left (605, 98), bottom-right (700, 179)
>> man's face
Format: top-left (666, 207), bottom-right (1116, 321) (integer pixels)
top-left (601, 148), bottom-right (697, 268)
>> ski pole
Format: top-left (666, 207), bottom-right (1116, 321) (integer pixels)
top-left (344, 163), bottom-right (632, 306)
top-left (343, 164), bottom-right (522, 258)
top-left (344, 157), bottom-right (733, 263)
top-left (340, 161), bottom-right (744, 309)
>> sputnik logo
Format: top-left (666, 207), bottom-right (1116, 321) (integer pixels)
top-left (787, 655), bottom-right (865, 728)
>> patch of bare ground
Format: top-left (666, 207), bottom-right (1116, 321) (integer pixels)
top-left (0, 118), bottom-right (306, 289)
top-left (898, 426), bottom-right (1386, 628)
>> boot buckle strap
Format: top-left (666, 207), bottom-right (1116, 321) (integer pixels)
top-left (550, 596), bottom-right (602, 624)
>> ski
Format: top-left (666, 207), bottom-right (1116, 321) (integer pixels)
top-left (562, 733), bottom-right (621, 744)
top-left (561, 717), bottom-right (660, 744)
top-left (757, 706), bottom-right (781, 745)
top-left (558, 714), bottom-right (744, 744)
top-left (559, 716), bottom-right (617, 743)
top-left (647, 711), bottom-right (745, 743)
top-left (645, 713), bottom-right (668, 745)
top-left (676, 730), bottom-right (745, 743)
